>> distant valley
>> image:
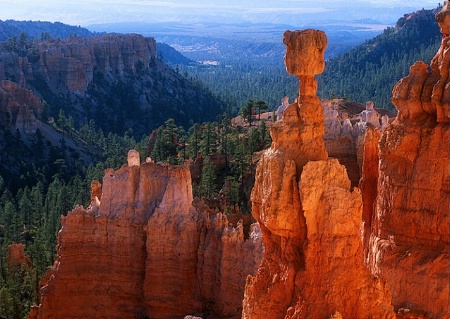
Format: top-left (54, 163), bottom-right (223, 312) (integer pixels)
top-left (88, 20), bottom-right (386, 62)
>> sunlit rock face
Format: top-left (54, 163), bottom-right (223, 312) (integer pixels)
top-left (28, 152), bottom-right (262, 319)
top-left (242, 29), bottom-right (396, 319)
top-left (366, 3), bottom-right (450, 318)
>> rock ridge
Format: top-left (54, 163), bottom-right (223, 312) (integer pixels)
top-left (0, 79), bottom-right (43, 133)
top-left (365, 3), bottom-right (450, 317)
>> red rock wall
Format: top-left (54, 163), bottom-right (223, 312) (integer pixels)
top-left (29, 159), bottom-right (262, 319)
top-left (367, 116), bottom-right (449, 318)
top-left (243, 18), bottom-right (450, 318)
top-left (7, 243), bottom-right (32, 269)
top-left (35, 212), bottom-right (148, 319)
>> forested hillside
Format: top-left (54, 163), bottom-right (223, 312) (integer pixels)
top-left (317, 8), bottom-right (441, 110)
top-left (0, 20), bottom-right (98, 41)
top-left (0, 24), bottom-right (230, 317)
top-left (0, 112), bottom-right (272, 317)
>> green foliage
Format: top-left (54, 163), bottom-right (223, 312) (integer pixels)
top-left (197, 156), bottom-right (218, 198)
top-left (239, 99), bottom-right (255, 126)
top-left (317, 9), bottom-right (441, 110)
top-left (147, 116), bottom-right (271, 213)
top-left (0, 262), bottom-right (38, 319)
top-left (254, 99), bottom-right (269, 120)
top-left (0, 20), bottom-right (97, 42)
top-left (179, 62), bottom-right (298, 114)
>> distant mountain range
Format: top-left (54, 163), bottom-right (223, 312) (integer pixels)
top-left (88, 21), bottom-right (386, 61)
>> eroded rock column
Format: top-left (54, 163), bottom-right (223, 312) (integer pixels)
top-left (243, 29), bottom-right (395, 319)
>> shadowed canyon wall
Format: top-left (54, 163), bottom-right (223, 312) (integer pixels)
top-left (0, 34), bottom-right (156, 94)
top-left (0, 79), bottom-right (43, 133)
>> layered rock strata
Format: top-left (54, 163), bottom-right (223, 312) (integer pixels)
top-left (0, 34), bottom-right (156, 94)
top-left (366, 3), bottom-right (450, 318)
top-left (29, 152), bottom-right (262, 319)
top-left (0, 79), bottom-right (43, 133)
top-left (243, 29), bottom-right (396, 319)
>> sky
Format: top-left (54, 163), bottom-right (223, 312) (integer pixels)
top-left (0, 0), bottom-right (441, 27)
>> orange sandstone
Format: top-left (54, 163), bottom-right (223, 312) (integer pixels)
top-left (243, 29), bottom-right (395, 319)
top-left (29, 153), bottom-right (262, 319)
top-left (366, 4), bottom-right (450, 317)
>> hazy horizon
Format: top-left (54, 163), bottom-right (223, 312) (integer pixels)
top-left (0, 0), bottom-right (441, 28)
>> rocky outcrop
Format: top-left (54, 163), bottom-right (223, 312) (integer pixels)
top-left (29, 151), bottom-right (262, 319)
top-left (366, 3), bottom-right (450, 318)
top-left (243, 29), bottom-right (396, 319)
top-left (0, 80), bottom-right (43, 133)
top-left (322, 99), bottom-right (393, 187)
top-left (0, 34), bottom-right (157, 94)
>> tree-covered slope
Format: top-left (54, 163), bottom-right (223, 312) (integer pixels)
top-left (0, 20), bottom-right (99, 41)
top-left (317, 8), bottom-right (441, 110)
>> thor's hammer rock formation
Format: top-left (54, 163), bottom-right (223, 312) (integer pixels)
top-left (243, 29), bottom-right (395, 319)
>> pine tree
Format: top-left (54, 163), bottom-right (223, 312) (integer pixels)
top-left (188, 123), bottom-right (201, 158)
top-left (199, 156), bottom-right (218, 198)
top-left (200, 122), bottom-right (217, 156)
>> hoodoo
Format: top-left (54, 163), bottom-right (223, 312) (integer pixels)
top-left (28, 152), bottom-right (262, 319)
top-left (242, 29), bottom-right (395, 319)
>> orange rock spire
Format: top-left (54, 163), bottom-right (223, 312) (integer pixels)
top-left (243, 29), bottom-right (395, 319)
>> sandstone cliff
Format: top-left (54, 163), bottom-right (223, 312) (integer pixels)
top-left (366, 2), bottom-right (450, 318)
top-left (29, 151), bottom-right (262, 319)
top-left (0, 33), bottom-right (222, 135)
top-left (0, 34), bottom-right (156, 94)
